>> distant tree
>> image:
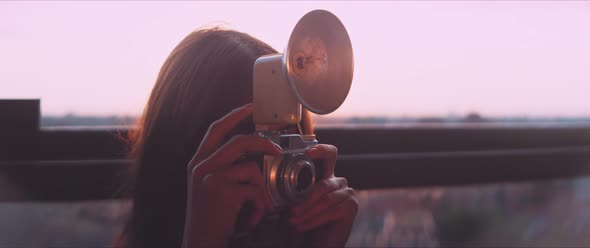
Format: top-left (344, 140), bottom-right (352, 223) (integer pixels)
top-left (464, 112), bottom-right (486, 122)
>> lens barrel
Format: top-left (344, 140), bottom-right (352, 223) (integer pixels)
top-left (289, 160), bottom-right (315, 193)
top-left (279, 154), bottom-right (316, 204)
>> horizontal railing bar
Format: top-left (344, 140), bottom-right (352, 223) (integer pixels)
top-left (339, 146), bottom-right (590, 160)
top-left (1, 146), bottom-right (590, 202)
top-left (3, 127), bottom-right (590, 161)
top-left (4, 146), bottom-right (590, 166)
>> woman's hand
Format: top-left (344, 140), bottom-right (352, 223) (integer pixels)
top-left (182, 103), bottom-right (280, 248)
top-left (289, 144), bottom-right (359, 248)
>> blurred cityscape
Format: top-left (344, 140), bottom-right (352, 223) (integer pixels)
top-left (2, 177), bottom-right (590, 247)
top-left (348, 177), bottom-right (590, 247)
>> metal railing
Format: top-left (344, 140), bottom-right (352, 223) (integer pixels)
top-left (1, 99), bottom-right (590, 202)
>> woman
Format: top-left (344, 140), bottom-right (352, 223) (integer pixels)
top-left (118, 28), bottom-right (358, 248)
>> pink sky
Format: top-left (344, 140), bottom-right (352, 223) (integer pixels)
top-left (1, 1), bottom-right (589, 118)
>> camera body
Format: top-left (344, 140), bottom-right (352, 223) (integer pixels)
top-left (257, 132), bottom-right (318, 207)
top-left (252, 9), bottom-right (353, 207)
top-left (253, 54), bottom-right (318, 207)
top-left (253, 53), bottom-right (317, 207)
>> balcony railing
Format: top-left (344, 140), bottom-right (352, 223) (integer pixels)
top-left (1, 99), bottom-right (590, 202)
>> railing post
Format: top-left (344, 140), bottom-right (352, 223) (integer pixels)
top-left (0, 99), bottom-right (40, 134)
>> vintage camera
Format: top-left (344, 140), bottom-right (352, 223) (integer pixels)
top-left (252, 10), bottom-right (354, 207)
top-left (256, 133), bottom-right (318, 206)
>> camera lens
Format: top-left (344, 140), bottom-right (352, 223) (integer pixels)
top-left (295, 165), bottom-right (313, 192)
top-left (281, 155), bottom-right (316, 204)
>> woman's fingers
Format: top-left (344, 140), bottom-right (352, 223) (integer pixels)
top-left (291, 177), bottom-right (348, 216)
top-left (290, 190), bottom-right (358, 232)
top-left (306, 144), bottom-right (338, 179)
top-left (200, 165), bottom-right (273, 229)
top-left (233, 184), bottom-right (271, 229)
top-left (218, 162), bottom-right (265, 186)
top-left (217, 162), bottom-right (273, 210)
top-left (192, 135), bottom-right (281, 176)
top-left (290, 187), bottom-right (355, 225)
top-left (207, 135), bottom-right (281, 166)
top-left (191, 103), bottom-right (255, 164)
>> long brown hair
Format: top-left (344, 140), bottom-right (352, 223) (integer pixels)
top-left (119, 28), bottom-right (314, 247)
